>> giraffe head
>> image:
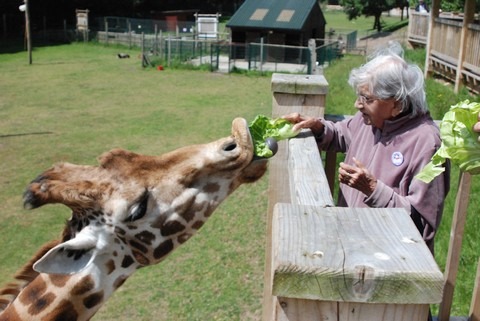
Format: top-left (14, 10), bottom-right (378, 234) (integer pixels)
top-left (23, 117), bottom-right (268, 277)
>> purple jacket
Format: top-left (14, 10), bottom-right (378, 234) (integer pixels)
top-left (319, 111), bottom-right (450, 252)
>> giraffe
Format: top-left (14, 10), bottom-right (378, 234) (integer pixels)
top-left (0, 117), bottom-right (270, 321)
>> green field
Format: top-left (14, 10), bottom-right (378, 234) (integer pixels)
top-left (1, 20), bottom-right (480, 321)
top-left (0, 43), bottom-right (273, 321)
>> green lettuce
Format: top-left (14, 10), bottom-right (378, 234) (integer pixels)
top-left (248, 114), bottom-right (299, 158)
top-left (415, 100), bottom-right (480, 183)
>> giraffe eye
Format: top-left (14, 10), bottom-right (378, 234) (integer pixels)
top-left (126, 191), bottom-right (149, 222)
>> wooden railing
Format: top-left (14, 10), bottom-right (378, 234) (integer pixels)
top-left (262, 74), bottom-right (445, 321)
top-left (408, 11), bottom-right (480, 94)
top-left (408, 11), bottom-right (430, 45)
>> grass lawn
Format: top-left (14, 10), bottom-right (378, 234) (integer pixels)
top-left (1, 25), bottom-right (480, 321)
top-left (0, 43), bottom-right (273, 321)
top-left (322, 6), bottom-right (406, 37)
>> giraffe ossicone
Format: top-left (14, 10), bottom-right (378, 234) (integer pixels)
top-left (0, 117), bottom-right (269, 321)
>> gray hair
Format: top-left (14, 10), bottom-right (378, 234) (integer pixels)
top-left (348, 41), bottom-right (428, 117)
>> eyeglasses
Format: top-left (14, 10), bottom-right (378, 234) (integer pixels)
top-left (356, 94), bottom-right (379, 105)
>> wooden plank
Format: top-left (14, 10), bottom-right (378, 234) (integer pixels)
top-left (275, 297), bottom-right (337, 321)
top-left (431, 49), bottom-right (458, 67)
top-left (276, 299), bottom-right (431, 321)
top-left (469, 258), bottom-right (480, 321)
top-left (287, 131), bottom-right (334, 206)
top-left (272, 93), bottom-right (325, 118)
top-left (439, 172), bottom-right (472, 321)
top-left (271, 74), bottom-right (329, 96)
top-left (272, 204), bottom-right (444, 304)
top-left (340, 302), bottom-right (429, 321)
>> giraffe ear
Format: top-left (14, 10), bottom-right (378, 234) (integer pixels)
top-left (33, 229), bottom-right (99, 275)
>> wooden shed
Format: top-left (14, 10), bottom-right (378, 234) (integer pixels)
top-left (226, 0), bottom-right (326, 62)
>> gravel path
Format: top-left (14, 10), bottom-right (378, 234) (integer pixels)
top-left (356, 27), bottom-right (411, 56)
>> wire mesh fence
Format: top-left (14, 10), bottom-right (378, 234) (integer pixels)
top-left (92, 28), bottom-right (345, 74)
top-left (8, 12), bottom-right (356, 74)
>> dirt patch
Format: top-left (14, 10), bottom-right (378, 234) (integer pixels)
top-left (356, 27), bottom-right (411, 56)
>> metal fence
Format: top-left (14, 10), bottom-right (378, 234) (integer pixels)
top-left (209, 40), bottom-right (342, 74)
top-left (96, 16), bottom-right (195, 35)
top-left (95, 31), bottom-right (345, 74)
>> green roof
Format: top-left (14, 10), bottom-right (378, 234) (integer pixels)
top-left (227, 0), bottom-right (321, 31)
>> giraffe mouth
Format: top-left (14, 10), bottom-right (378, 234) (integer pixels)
top-left (231, 117), bottom-right (256, 159)
top-left (232, 117), bottom-right (268, 182)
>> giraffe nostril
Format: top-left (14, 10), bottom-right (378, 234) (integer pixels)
top-left (224, 143), bottom-right (237, 152)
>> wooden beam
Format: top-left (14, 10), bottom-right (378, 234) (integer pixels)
top-left (272, 205), bottom-right (443, 304)
top-left (263, 73), bottom-right (329, 321)
top-left (438, 172), bottom-right (472, 321)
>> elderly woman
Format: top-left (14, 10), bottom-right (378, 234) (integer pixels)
top-left (284, 43), bottom-right (450, 253)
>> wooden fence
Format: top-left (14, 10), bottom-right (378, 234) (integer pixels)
top-left (262, 73), bottom-right (480, 321)
top-left (408, 10), bottom-right (480, 94)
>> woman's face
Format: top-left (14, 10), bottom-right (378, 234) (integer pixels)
top-left (354, 87), bottom-right (399, 129)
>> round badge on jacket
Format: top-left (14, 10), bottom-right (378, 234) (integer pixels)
top-left (391, 151), bottom-right (404, 166)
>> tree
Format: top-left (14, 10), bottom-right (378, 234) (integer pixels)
top-left (395, 0), bottom-right (409, 20)
top-left (340, 0), bottom-right (397, 32)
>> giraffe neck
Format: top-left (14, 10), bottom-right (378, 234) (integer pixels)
top-left (0, 263), bottom-right (135, 321)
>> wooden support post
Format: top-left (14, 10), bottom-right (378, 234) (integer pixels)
top-left (424, 0), bottom-right (440, 78)
top-left (470, 258), bottom-right (480, 321)
top-left (24, 0), bottom-right (32, 65)
top-left (438, 171), bottom-right (472, 321)
top-left (263, 74), bottom-right (330, 321)
top-left (308, 39), bottom-right (317, 75)
top-left (454, 0), bottom-right (476, 93)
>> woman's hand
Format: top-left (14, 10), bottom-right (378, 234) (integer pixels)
top-left (282, 113), bottom-right (324, 135)
top-left (474, 112), bottom-right (480, 140)
top-left (338, 157), bottom-right (377, 196)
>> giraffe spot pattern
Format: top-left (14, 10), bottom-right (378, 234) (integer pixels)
top-left (153, 239), bottom-right (173, 260)
top-left (0, 305), bottom-right (21, 320)
top-left (42, 299), bottom-right (78, 321)
top-left (177, 233), bottom-right (192, 244)
top-left (18, 277), bottom-right (47, 306)
top-left (49, 274), bottom-right (70, 288)
top-left (27, 292), bottom-right (55, 315)
top-left (105, 259), bottom-right (116, 275)
top-left (71, 276), bottom-right (95, 296)
top-left (121, 255), bottom-right (135, 268)
top-left (114, 227), bottom-right (126, 236)
top-left (191, 220), bottom-right (205, 230)
top-left (161, 220), bottom-right (185, 236)
top-left (203, 182), bottom-right (221, 194)
top-left (83, 290), bottom-right (104, 309)
top-left (134, 230), bottom-right (156, 245)
top-left (113, 275), bottom-right (128, 290)
top-left (129, 240), bottom-right (148, 254)
top-left (132, 250), bottom-right (150, 266)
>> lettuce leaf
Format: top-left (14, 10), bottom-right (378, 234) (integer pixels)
top-left (415, 100), bottom-right (480, 183)
top-left (248, 114), bottom-right (299, 158)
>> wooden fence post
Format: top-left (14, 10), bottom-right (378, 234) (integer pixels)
top-left (263, 73), bottom-right (329, 321)
top-left (470, 258), bottom-right (480, 321)
top-left (438, 171), bottom-right (472, 321)
top-left (263, 73), bottom-right (443, 321)
top-left (454, 0), bottom-right (476, 93)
